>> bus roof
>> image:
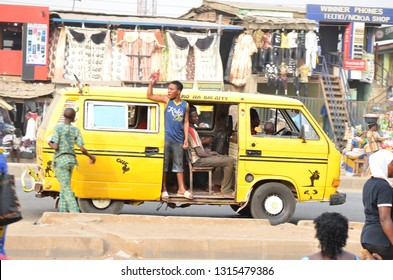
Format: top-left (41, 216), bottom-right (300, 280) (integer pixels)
top-left (58, 85), bottom-right (304, 107)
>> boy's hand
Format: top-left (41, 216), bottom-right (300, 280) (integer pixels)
top-left (183, 140), bottom-right (188, 149)
top-left (149, 70), bottom-right (160, 84)
top-left (89, 155), bottom-right (96, 164)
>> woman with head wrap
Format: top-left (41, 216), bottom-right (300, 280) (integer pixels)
top-left (361, 149), bottom-right (393, 259)
top-left (363, 122), bottom-right (390, 176)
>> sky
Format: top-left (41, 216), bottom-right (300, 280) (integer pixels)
top-left (2, 0), bottom-right (393, 17)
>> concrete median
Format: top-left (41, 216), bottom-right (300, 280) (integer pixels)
top-left (5, 162), bottom-right (365, 260)
top-left (5, 212), bottom-right (364, 260)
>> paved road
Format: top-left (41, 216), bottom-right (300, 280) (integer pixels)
top-left (15, 175), bottom-right (363, 224)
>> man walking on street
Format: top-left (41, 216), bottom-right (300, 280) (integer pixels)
top-left (48, 108), bottom-right (96, 212)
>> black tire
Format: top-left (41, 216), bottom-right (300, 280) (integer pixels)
top-left (230, 204), bottom-right (252, 217)
top-left (77, 198), bottom-right (124, 214)
top-left (250, 182), bottom-right (296, 225)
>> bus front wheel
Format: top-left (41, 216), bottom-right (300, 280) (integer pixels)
top-left (250, 182), bottom-right (296, 225)
top-left (77, 198), bottom-right (124, 214)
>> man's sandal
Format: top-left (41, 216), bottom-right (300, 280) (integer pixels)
top-left (177, 190), bottom-right (193, 200)
top-left (161, 191), bottom-right (169, 201)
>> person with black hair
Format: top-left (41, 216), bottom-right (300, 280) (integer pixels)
top-left (188, 107), bottom-right (235, 197)
top-left (250, 108), bottom-right (260, 135)
top-left (264, 121), bottom-right (274, 135)
top-left (301, 212), bottom-right (359, 260)
top-left (361, 149), bottom-right (393, 260)
top-left (147, 71), bottom-right (191, 200)
top-left (47, 108), bottom-right (96, 213)
top-left (363, 122), bottom-right (390, 176)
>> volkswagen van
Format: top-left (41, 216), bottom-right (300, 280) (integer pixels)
top-left (24, 84), bottom-right (345, 225)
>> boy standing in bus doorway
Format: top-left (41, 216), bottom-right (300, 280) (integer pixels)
top-left (147, 71), bottom-right (192, 200)
top-left (47, 108), bottom-right (96, 213)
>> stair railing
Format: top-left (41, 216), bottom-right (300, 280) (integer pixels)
top-left (337, 54), bottom-right (357, 126)
top-left (320, 55), bottom-right (344, 149)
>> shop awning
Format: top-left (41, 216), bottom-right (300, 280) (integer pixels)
top-left (0, 78), bottom-right (55, 99)
top-left (239, 15), bottom-right (316, 30)
top-left (51, 11), bottom-right (244, 30)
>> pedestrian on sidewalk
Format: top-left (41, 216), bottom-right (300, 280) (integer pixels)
top-left (361, 149), bottom-right (393, 260)
top-left (363, 123), bottom-right (390, 176)
top-left (48, 108), bottom-right (96, 213)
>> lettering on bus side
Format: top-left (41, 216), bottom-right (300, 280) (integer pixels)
top-left (117, 158), bottom-right (130, 174)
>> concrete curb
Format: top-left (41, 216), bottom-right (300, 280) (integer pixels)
top-left (5, 213), bottom-right (364, 260)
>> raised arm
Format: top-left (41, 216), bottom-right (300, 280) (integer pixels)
top-left (146, 72), bottom-right (167, 103)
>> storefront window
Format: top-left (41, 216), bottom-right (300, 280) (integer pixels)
top-left (0, 22), bottom-right (22, 50)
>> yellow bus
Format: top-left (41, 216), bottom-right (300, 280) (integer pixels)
top-left (25, 84), bottom-right (345, 225)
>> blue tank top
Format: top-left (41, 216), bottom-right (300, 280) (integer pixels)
top-left (165, 99), bottom-right (187, 144)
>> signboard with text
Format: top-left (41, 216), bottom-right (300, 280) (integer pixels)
top-left (375, 26), bottom-right (393, 41)
top-left (344, 59), bottom-right (366, 71)
top-left (307, 4), bottom-right (393, 24)
top-left (343, 23), bottom-right (366, 71)
top-left (25, 23), bottom-right (47, 66)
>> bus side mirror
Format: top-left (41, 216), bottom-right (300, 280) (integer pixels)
top-left (299, 125), bottom-right (307, 143)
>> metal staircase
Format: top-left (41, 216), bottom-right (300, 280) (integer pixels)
top-left (320, 55), bottom-right (351, 150)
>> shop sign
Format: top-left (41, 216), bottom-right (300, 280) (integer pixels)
top-left (307, 4), bottom-right (393, 24)
top-left (375, 26), bottom-right (393, 41)
top-left (344, 59), bottom-right (366, 71)
top-left (26, 23), bottom-right (47, 66)
top-left (360, 53), bottom-right (374, 83)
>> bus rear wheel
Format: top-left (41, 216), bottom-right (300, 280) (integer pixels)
top-left (77, 198), bottom-right (124, 214)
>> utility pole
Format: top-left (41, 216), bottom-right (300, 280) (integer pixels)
top-left (72, 0), bottom-right (82, 11)
top-left (137, 0), bottom-right (157, 16)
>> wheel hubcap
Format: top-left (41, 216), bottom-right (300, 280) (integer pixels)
top-left (92, 199), bottom-right (111, 209)
top-left (264, 195), bottom-right (283, 215)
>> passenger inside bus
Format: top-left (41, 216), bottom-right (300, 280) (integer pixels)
top-left (188, 107), bottom-right (235, 197)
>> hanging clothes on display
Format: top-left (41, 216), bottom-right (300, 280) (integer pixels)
top-left (48, 27), bottom-right (67, 79)
top-left (116, 29), bottom-right (165, 81)
top-left (305, 29), bottom-right (318, 70)
top-left (252, 30), bottom-right (264, 73)
top-left (63, 27), bottom-right (112, 81)
top-left (315, 29), bottom-right (322, 56)
top-left (47, 26), bottom-right (61, 79)
top-left (261, 31), bottom-right (272, 66)
top-left (297, 30), bottom-right (306, 65)
top-left (288, 30), bottom-right (298, 63)
top-left (280, 30), bottom-right (289, 65)
top-left (265, 63), bottom-right (278, 87)
top-left (166, 31), bottom-right (223, 81)
top-left (272, 30), bottom-right (281, 66)
top-left (229, 33), bottom-right (258, 87)
top-left (224, 34), bottom-right (239, 82)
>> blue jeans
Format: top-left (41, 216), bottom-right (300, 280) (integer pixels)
top-left (163, 141), bottom-right (184, 172)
